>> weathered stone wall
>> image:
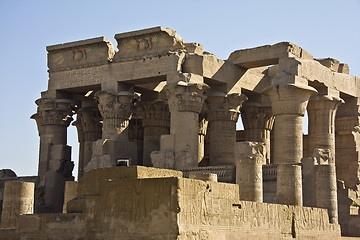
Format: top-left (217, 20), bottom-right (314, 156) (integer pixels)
top-left (0, 167), bottom-right (341, 240)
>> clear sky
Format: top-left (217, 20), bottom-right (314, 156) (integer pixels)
top-left (0, 0), bottom-right (359, 178)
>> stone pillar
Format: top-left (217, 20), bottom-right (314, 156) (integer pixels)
top-left (1, 181), bottom-right (34, 229)
top-left (207, 93), bottom-right (247, 166)
top-left (139, 100), bottom-right (170, 166)
top-left (263, 73), bottom-right (317, 205)
top-left (31, 98), bottom-right (75, 213)
top-left (85, 90), bottom-right (138, 171)
top-left (74, 107), bottom-right (102, 178)
top-left (241, 100), bottom-right (274, 164)
top-left (313, 148), bottom-right (338, 224)
top-left (164, 81), bottom-right (209, 170)
top-left (307, 94), bottom-right (343, 161)
top-left (335, 96), bottom-right (360, 189)
top-left (235, 141), bottom-right (265, 202)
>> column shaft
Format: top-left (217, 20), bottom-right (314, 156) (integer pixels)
top-left (165, 80), bottom-right (209, 170)
top-left (263, 74), bottom-right (317, 206)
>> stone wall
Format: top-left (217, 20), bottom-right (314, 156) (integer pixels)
top-left (0, 166), bottom-right (341, 240)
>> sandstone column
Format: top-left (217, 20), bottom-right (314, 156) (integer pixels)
top-left (263, 73), bottom-right (317, 205)
top-left (241, 100), bottom-right (274, 164)
top-left (307, 94), bottom-right (343, 161)
top-left (73, 106), bottom-right (102, 178)
top-left (139, 100), bottom-right (170, 166)
top-left (31, 98), bottom-right (75, 213)
top-left (85, 90), bottom-right (138, 171)
top-left (235, 142), bottom-right (265, 202)
top-left (164, 81), bottom-right (209, 170)
top-left (313, 148), bottom-right (338, 224)
top-left (0, 182), bottom-right (34, 229)
top-left (207, 93), bottom-right (247, 166)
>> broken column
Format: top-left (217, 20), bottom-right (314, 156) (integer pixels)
top-left (73, 105), bottom-right (102, 178)
top-left (263, 73), bottom-right (317, 205)
top-left (31, 98), bottom-right (75, 213)
top-left (163, 76), bottom-right (209, 170)
top-left (241, 98), bottom-right (274, 164)
top-left (235, 141), bottom-right (265, 202)
top-left (207, 92), bottom-right (247, 166)
top-left (85, 89), bottom-right (138, 171)
top-left (1, 181), bottom-right (34, 229)
top-left (139, 100), bottom-right (170, 166)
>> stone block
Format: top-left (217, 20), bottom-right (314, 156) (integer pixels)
top-left (114, 26), bottom-right (185, 61)
top-left (160, 134), bottom-right (175, 151)
top-left (47, 36), bottom-right (115, 71)
top-left (62, 181), bottom-right (78, 213)
top-left (188, 172), bottom-right (217, 182)
top-left (151, 150), bottom-right (175, 169)
top-left (1, 181), bottom-right (34, 230)
top-left (78, 166), bottom-right (182, 197)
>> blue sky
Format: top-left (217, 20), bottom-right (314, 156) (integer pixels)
top-left (1, 0), bottom-right (359, 178)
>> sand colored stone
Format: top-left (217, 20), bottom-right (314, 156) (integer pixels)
top-left (0, 26), bottom-right (358, 237)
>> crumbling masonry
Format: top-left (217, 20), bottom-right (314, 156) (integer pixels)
top-left (1, 27), bottom-right (360, 239)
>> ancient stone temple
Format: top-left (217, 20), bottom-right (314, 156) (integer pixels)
top-left (1, 26), bottom-right (360, 239)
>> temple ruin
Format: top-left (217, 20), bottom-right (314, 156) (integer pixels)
top-left (0, 26), bottom-right (360, 239)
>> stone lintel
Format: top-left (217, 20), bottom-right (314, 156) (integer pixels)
top-left (114, 26), bottom-right (185, 61)
top-left (47, 36), bottom-right (115, 72)
top-left (227, 42), bottom-right (313, 68)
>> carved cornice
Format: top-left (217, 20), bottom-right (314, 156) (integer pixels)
top-left (165, 81), bottom-right (209, 113)
top-left (31, 98), bottom-right (75, 127)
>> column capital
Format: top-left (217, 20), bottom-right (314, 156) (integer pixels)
top-left (95, 90), bottom-right (138, 120)
top-left (31, 98), bottom-right (75, 127)
top-left (138, 100), bottom-right (170, 128)
top-left (308, 95), bottom-right (344, 111)
top-left (164, 81), bottom-right (209, 113)
top-left (241, 101), bottom-right (274, 131)
top-left (76, 107), bottom-right (102, 142)
top-left (95, 90), bottom-right (138, 138)
top-left (207, 93), bottom-right (247, 121)
top-left (263, 75), bottom-right (317, 116)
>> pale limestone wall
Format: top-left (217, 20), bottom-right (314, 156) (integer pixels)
top-left (0, 167), bottom-right (341, 240)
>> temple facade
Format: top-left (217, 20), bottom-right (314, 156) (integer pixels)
top-left (0, 27), bottom-right (360, 239)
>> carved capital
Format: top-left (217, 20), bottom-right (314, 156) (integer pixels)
top-left (95, 90), bottom-right (137, 120)
top-left (241, 102), bottom-right (274, 131)
top-left (95, 90), bottom-right (138, 138)
top-left (76, 107), bottom-right (102, 141)
top-left (31, 98), bottom-right (75, 128)
top-left (138, 100), bottom-right (170, 128)
top-left (263, 74), bottom-right (317, 116)
top-left (165, 81), bottom-right (209, 113)
top-left (207, 93), bottom-right (247, 122)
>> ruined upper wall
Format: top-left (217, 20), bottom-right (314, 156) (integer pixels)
top-left (44, 27), bottom-right (359, 98)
